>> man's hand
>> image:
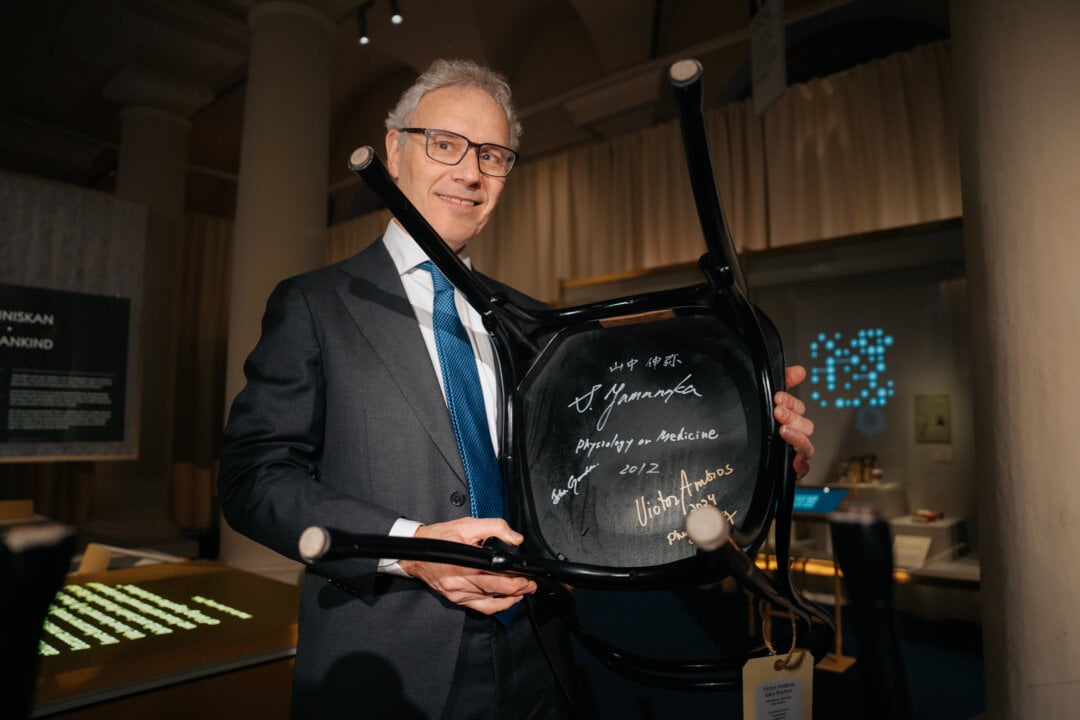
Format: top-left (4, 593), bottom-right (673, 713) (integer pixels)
top-left (774, 365), bottom-right (816, 479)
top-left (399, 517), bottom-right (536, 615)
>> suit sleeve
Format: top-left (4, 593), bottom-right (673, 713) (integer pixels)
top-left (218, 278), bottom-right (399, 589)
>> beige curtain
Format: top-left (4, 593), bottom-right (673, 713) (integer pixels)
top-left (170, 212), bottom-right (234, 531)
top-left (330, 41), bottom-right (959, 302)
top-left (469, 99), bottom-right (766, 301)
top-left (765, 41), bottom-right (960, 246)
top-left (0, 462), bottom-right (95, 524)
top-left (326, 208), bottom-right (392, 264)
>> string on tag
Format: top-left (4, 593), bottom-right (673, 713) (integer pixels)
top-left (757, 599), bottom-right (798, 671)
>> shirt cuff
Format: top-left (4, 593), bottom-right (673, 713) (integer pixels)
top-left (377, 518), bottom-right (424, 577)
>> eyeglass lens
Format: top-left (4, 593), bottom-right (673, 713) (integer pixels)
top-left (425, 130), bottom-right (515, 177)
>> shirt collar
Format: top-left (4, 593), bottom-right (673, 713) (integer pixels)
top-left (383, 219), bottom-right (472, 277)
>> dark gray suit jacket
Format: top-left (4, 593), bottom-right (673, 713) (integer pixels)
top-left (219, 238), bottom-right (544, 718)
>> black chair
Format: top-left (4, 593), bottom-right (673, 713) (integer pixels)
top-left (302, 59), bottom-right (833, 690)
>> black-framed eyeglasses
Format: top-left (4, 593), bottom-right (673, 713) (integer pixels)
top-left (399, 128), bottom-right (518, 178)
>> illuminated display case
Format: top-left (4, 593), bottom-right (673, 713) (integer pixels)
top-left (33, 561), bottom-right (300, 718)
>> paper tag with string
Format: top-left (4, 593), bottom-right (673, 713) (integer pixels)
top-left (742, 650), bottom-right (812, 719)
top-left (743, 600), bottom-right (813, 718)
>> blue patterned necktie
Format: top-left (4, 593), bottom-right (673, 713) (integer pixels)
top-left (419, 261), bottom-right (516, 625)
top-left (418, 261), bottom-right (506, 520)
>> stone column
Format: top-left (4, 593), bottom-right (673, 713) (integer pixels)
top-left (951, 1), bottom-right (1080, 717)
top-left (220, 0), bottom-right (333, 581)
top-left (95, 65), bottom-right (211, 537)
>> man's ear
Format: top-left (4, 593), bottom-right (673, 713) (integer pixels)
top-left (385, 130), bottom-right (400, 180)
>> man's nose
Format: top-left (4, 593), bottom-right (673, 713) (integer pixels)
top-left (450, 147), bottom-right (483, 182)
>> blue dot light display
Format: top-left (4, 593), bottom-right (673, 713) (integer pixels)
top-left (808, 329), bottom-right (895, 409)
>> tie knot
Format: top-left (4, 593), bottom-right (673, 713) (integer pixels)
top-left (417, 260), bottom-right (453, 294)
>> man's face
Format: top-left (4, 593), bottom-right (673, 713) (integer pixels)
top-left (386, 85), bottom-right (511, 253)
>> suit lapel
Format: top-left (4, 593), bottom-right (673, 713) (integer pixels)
top-left (333, 239), bottom-right (467, 487)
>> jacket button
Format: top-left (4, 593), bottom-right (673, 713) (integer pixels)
top-left (450, 491), bottom-right (466, 507)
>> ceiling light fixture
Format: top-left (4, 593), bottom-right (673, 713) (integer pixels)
top-left (356, 1), bottom-right (402, 46)
top-left (357, 2), bottom-right (372, 45)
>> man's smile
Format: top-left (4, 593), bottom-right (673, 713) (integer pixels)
top-left (437, 193), bottom-right (480, 207)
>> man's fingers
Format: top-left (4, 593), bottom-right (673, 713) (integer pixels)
top-left (773, 399), bottom-right (812, 433)
top-left (471, 572), bottom-right (536, 597)
top-left (779, 425), bottom-right (815, 457)
top-left (441, 569), bottom-right (535, 599)
top-left (432, 571), bottom-right (535, 614)
top-left (415, 517), bottom-right (523, 547)
top-left (784, 365), bottom-right (807, 389)
top-left (775, 391), bottom-right (807, 418)
top-left (461, 593), bottom-right (525, 615)
top-left (404, 518), bottom-right (538, 613)
top-left (793, 453), bottom-right (812, 479)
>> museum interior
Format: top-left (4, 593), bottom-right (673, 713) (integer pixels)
top-left (1, 1), bottom-right (1077, 718)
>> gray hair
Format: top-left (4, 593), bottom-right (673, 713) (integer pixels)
top-left (385, 59), bottom-right (523, 149)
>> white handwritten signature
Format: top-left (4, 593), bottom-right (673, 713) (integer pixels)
top-left (551, 463), bottom-right (600, 505)
top-left (567, 374), bottom-right (704, 431)
top-left (634, 465), bottom-right (736, 528)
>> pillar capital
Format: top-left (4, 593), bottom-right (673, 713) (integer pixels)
top-left (248, 0), bottom-right (337, 35)
top-left (103, 63), bottom-right (214, 117)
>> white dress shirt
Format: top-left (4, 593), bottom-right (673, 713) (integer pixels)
top-left (378, 219), bottom-right (502, 574)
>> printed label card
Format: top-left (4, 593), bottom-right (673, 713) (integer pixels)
top-left (742, 650), bottom-right (813, 719)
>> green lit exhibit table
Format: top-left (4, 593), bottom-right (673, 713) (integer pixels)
top-left (32, 560), bottom-right (300, 719)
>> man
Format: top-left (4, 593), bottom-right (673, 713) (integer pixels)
top-left (219, 59), bottom-right (815, 719)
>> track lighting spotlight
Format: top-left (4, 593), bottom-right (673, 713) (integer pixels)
top-left (355, 1), bottom-right (401, 47)
top-left (356, 3), bottom-right (371, 45)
